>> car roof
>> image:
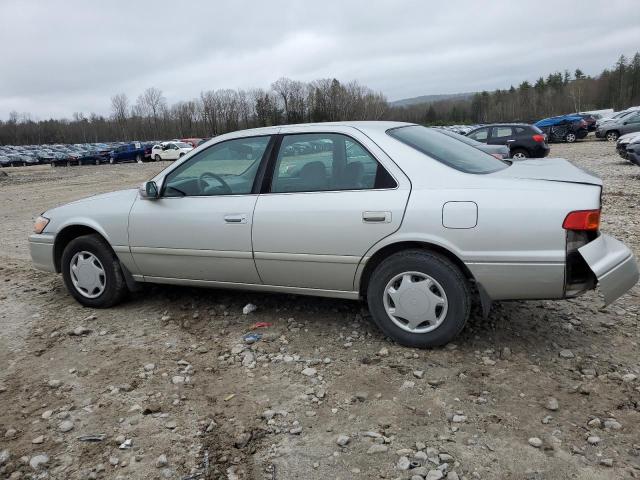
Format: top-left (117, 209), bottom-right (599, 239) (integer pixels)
top-left (227, 121), bottom-right (415, 137)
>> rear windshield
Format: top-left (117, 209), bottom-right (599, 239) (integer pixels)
top-left (388, 125), bottom-right (508, 174)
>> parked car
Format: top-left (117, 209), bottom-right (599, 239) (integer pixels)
top-left (466, 124), bottom-right (550, 159)
top-left (180, 138), bottom-right (204, 148)
top-left (0, 155), bottom-right (11, 167)
top-left (434, 128), bottom-right (510, 159)
top-left (615, 132), bottom-right (640, 159)
top-left (573, 113), bottom-right (598, 132)
top-left (109, 142), bottom-right (152, 164)
top-left (623, 135), bottom-right (640, 166)
top-left (151, 141), bottom-right (194, 161)
top-left (595, 110), bottom-right (640, 141)
top-left (534, 115), bottom-right (589, 143)
top-left (29, 122), bottom-right (639, 348)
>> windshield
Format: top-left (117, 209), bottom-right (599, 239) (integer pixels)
top-left (387, 125), bottom-right (508, 174)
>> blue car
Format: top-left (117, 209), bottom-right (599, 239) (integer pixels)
top-left (535, 115), bottom-right (589, 143)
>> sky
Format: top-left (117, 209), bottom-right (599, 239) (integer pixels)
top-left (0, 0), bottom-right (638, 120)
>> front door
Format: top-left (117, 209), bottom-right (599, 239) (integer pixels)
top-left (252, 127), bottom-right (410, 292)
top-left (128, 135), bottom-right (273, 283)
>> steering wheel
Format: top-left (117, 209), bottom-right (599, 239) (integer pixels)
top-left (198, 171), bottom-right (232, 194)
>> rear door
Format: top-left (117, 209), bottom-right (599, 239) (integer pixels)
top-left (487, 126), bottom-right (514, 147)
top-left (251, 126), bottom-right (411, 292)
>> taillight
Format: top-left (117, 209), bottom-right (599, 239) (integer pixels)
top-left (562, 210), bottom-right (600, 231)
top-left (532, 134), bottom-right (545, 143)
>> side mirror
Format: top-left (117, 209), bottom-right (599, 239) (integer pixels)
top-left (140, 181), bottom-right (159, 199)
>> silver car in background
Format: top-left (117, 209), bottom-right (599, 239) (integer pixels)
top-left (29, 122), bottom-right (639, 347)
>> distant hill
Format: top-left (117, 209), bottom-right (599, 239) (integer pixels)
top-left (390, 92), bottom-right (475, 107)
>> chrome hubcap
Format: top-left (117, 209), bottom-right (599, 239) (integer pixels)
top-left (383, 272), bottom-right (448, 333)
top-left (512, 153), bottom-right (526, 160)
top-left (70, 251), bottom-right (106, 298)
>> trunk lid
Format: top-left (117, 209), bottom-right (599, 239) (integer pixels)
top-left (490, 158), bottom-right (602, 186)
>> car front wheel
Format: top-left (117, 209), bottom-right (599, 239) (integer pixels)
top-left (565, 133), bottom-right (576, 143)
top-left (366, 250), bottom-right (471, 348)
top-left (61, 234), bottom-right (128, 308)
top-left (605, 131), bottom-right (619, 142)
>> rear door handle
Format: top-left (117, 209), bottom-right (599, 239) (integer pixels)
top-left (363, 211), bottom-right (391, 223)
top-left (224, 214), bottom-right (247, 224)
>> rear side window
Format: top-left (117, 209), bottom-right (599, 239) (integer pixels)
top-left (492, 126), bottom-right (513, 138)
top-left (271, 133), bottom-right (396, 193)
top-left (388, 126), bottom-right (508, 174)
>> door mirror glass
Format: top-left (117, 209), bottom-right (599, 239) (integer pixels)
top-left (140, 181), bottom-right (159, 199)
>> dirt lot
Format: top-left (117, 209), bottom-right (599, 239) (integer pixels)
top-left (1, 140), bottom-right (639, 480)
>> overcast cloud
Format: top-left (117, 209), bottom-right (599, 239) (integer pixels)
top-left (0, 0), bottom-right (638, 119)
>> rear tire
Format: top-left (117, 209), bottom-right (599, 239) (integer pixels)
top-left (136, 154), bottom-right (142, 163)
top-left (565, 132), bottom-right (576, 143)
top-left (511, 149), bottom-right (529, 160)
top-left (61, 234), bottom-right (128, 308)
top-left (366, 250), bottom-right (471, 348)
top-left (155, 154), bottom-right (161, 161)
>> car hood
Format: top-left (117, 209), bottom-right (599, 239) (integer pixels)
top-left (490, 158), bottom-right (602, 186)
top-left (67, 188), bottom-right (138, 205)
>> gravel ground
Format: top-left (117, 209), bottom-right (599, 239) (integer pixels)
top-left (0, 140), bottom-right (639, 480)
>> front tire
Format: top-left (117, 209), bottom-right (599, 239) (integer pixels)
top-left (136, 154), bottom-right (143, 163)
top-left (155, 154), bottom-right (161, 161)
top-left (605, 131), bottom-right (619, 142)
top-left (366, 250), bottom-right (471, 348)
top-left (565, 132), bottom-right (576, 143)
top-left (61, 234), bottom-right (128, 308)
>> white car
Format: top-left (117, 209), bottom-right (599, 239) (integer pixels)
top-left (151, 142), bottom-right (194, 161)
top-left (28, 122), bottom-right (639, 348)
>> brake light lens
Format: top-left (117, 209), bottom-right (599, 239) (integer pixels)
top-left (562, 210), bottom-right (600, 231)
top-left (532, 134), bottom-right (545, 143)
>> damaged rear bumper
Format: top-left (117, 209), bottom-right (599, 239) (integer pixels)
top-left (579, 234), bottom-right (639, 305)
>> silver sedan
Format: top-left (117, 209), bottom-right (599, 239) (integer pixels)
top-left (29, 122), bottom-right (639, 347)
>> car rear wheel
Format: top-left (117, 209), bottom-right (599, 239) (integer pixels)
top-left (366, 250), bottom-right (470, 348)
top-left (154, 154), bottom-right (161, 161)
top-left (136, 154), bottom-right (143, 163)
top-left (95, 159), bottom-right (100, 165)
top-left (605, 131), bottom-right (619, 142)
top-left (511, 149), bottom-right (529, 160)
top-left (61, 234), bottom-right (128, 308)
top-left (565, 133), bottom-right (577, 143)
top-left (109, 158), bottom-right (115, 164)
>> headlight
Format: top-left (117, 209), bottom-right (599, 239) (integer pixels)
top-left (33, 216), bottom-right (50, 234)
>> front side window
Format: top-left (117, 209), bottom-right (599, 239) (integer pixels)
top-left (468, 128), bottom-right (489, 142)
top-left (388, 125), bottom-right (508, 174)
top-left (163, 136), bottom-right (270, 197)
top-left (271, 133), bottom-right (396, 193)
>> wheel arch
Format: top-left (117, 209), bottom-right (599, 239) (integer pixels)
top-left (53, 223), bottom-right (111, 273)
top-left (357, 240), bottom-right (475, 298)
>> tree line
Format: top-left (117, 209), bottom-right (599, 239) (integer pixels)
top-left (1, 52), bottom-right (639, 145)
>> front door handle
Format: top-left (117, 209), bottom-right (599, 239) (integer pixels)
top-left (363, 211), bottom-right (391, 223)
top-left (224, 214), bottom-right (247, 224)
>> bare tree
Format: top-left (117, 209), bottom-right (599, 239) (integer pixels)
top-left (110, 93), bottom-right (129, 139)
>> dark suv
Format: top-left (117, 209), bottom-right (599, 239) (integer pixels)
top-left (466, 124), bottom-right (550, 160)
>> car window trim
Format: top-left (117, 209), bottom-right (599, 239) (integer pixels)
top-left (159, 134), bottom-right (274, 198)
top-left (262, 131), bottom-right (398, 195)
